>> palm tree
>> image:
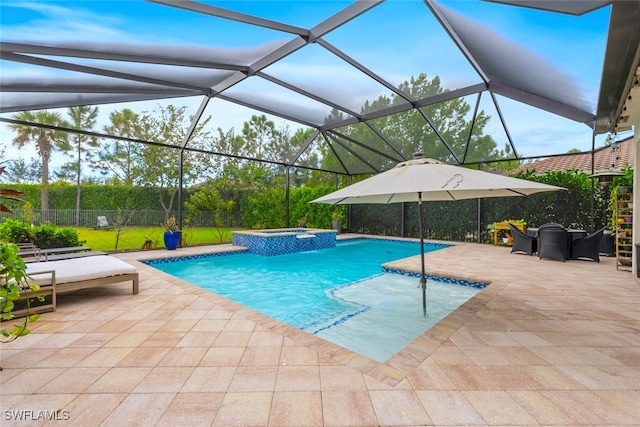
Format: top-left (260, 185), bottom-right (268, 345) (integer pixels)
top-left (58, 106), bottom-right (99, 225)
top-left (10, 110), bottom-right (66, 220)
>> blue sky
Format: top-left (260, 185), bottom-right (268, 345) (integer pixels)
top-left (0, 0), bottom-right (621, 170)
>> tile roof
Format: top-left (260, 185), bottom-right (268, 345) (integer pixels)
top-left (509, 136), bottom-right (634, 175)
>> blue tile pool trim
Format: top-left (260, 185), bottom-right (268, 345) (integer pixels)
top-left (382, 267), bottom-right (489, 289)
top-left (232, 228), bottom-right (337, 256)
top-left (142, 237), bottom-right (457, 267)
top-left (300, 275), bottom-right (374, 334)
top-left (343, 236), bottom-right (453, 251)
top-left (142, 249), bottom-right (249, 266)
top-left (303, 270), bottom-right (488, 335)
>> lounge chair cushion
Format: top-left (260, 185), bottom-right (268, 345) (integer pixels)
top-left (26, 256), bottom-right (137, 286)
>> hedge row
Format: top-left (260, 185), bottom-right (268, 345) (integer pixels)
top-left (2, 184), bottom-right (183, 211)
top-left (1, 170), bottom-right (621, 245)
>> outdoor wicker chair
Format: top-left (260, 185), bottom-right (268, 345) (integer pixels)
top-left (537, 223), bottom-right (569, 262)
top-left (508, 222), bottom-right (536, 255)
top-left (571, 227), bottom-right (606, 262)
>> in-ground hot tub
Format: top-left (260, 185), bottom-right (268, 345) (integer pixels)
top-left (232, 228), bottom-right (337, 256)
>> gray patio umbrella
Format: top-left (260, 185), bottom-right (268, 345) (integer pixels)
top-left (311, 153), bottom-right (565, 316)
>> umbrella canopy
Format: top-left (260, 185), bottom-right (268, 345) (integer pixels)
top-left (311, 154), bottom-right (565, 316)
top-left (312, 156), bottom-right (566, 205)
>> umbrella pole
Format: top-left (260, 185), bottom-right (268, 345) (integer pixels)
top-left (418, 192), bottom-right (427, 316)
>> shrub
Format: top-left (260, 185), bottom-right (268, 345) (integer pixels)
top-left (32, 223), bottom-right (85, 249)
top-left (0, 219), bottom-right (85, 248)
top-left (0, 218), bottom-right (33, 244)
top-left (54, 227), bottom-right (85, 247)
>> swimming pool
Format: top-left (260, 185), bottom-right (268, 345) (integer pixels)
top-left (145, 238), bottom-right (486, 362)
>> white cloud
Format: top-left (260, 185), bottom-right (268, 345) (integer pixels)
top-left (1, 2), bottom-right (132, 43)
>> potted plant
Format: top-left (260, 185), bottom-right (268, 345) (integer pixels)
top-left (162, 216), bottom-right (181, 250)
top-left (331, 210), bottom-right (343, 234)
top-left (492, 218), bottom-right (526, 245)
top-left (613, 165), bottom-right (633, 194)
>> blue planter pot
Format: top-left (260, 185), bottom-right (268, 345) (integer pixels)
top-left (164, 230), bottom-right (181, 250)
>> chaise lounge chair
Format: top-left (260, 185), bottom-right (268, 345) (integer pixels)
top-left (95, 216), bottom-right (113, 230)
top-left (25, 256), bottom-right (139, 313)
top-left (18, 245), bottom-right (104, 262)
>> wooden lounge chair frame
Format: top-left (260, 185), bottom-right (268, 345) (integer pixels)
top-left (10, 269), bottom-right (138, 318)
top-left (24, 251), bottom-right (109, 263)
top-left (17, 258), bottom-right (139, 316)
top-left (54, 272), bottom-right (138, 295)
top-left (10, 270), bottom-right (56, 318)
top-left (28, 270), bottom-right (139, 296)
top-left (19, 245), bottom-right (94, 262)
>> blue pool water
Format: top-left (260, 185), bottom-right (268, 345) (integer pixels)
top-left (145, 238), bottom-right (485, 362)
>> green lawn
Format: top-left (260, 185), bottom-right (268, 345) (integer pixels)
top-left (76, 227), bottom-right (242, 252)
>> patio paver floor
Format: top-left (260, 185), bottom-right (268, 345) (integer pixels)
top-left (1, 234), bottom-right (638, 426)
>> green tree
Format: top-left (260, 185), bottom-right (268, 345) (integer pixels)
top-left (243, 185), bottom-right (286, 229)
top-left (100, 108), bottom-right (145, 186)
top-left (136, 105), bottom-right (211, 221)
top-left (207, 160), bottom-right (277, 228)
top-left (319, 73), bottom-right (502, 175)
top-left (185, 185), bottom-right (236, 241)
top-left (57, 106), bottom-right (99, 225)
top-left (10, 110), bottom-right (66, 218)
top-left (485, 144), bottom-right (522, 172)
top-left (0, 142), bottom-right (42, 184)
top-left (1, 157), bottom-right (41, 184)
top-left (196, 127), bottom-right (237, 179)
top-left (202, 115), bottom-right (312, 227)
top-left (241, 114), bottom-right (278, 161)
top-left (281, 126), bottom-right (318, 187)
